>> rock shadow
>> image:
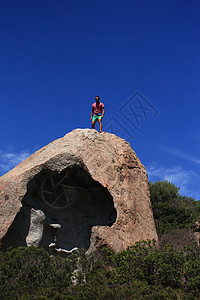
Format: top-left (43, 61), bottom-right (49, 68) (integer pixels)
top-left (1, 165), bottom-right (117, 255)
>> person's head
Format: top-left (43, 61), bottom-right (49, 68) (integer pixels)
top-left (95, 96), bottom-right (100, 103)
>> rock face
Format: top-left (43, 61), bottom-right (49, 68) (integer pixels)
top-left (0, 129), bottom-right (158, 254)
top-left (159, 225), bottom-right (200, 251)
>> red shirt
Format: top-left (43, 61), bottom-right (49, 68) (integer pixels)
top-left (92, 102), bottom-right (104, 115)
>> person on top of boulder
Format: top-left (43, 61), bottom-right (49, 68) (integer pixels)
top-left (90, 96), bottom-right (105, 132)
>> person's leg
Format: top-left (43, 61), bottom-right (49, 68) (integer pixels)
top-left (98, 118), bottom-right (102, 132)
top-left (92, 120), bottom-right (97, 129)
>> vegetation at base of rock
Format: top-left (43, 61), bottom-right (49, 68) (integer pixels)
top-left (1, 242), bottom-right (200, 299)
top-left (149, 180), bottom-right (200, 236)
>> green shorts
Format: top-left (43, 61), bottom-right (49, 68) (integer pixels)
top-left (92, 115), bottom-right (102, 122)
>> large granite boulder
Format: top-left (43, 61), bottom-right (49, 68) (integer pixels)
top-left (0, 129), bottom-right (158, 254)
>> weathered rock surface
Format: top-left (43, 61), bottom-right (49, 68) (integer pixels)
top-left (159, 227), bottom-right (200, 251)
top-left (0, 129), bottom-right (158, 254)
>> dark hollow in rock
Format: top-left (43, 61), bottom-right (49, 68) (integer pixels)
top-left (1, 165), bottom-right (117, 255)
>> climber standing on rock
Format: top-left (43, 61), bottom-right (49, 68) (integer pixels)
top-left (90, 96), bottom-right (105, 132)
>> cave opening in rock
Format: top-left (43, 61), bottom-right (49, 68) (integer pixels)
top-left (2, 165), bottom-right (117, 254)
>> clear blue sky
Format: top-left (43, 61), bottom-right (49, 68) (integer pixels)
top-left (0, 0), bottom-right (199, 199)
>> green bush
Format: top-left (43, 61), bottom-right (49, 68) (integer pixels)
top-left (0, 246), bottom-right (74, 299)
top-left (154, 244), bottom-right (184, 288)
top-left (184, 242), bottom-right (200, 296)
top-left (1, 242), bottom-right (200, 299)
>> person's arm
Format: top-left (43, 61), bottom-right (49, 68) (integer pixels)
top-left (101, 107), bottom-right (105, 119)
top-left (90, 106), bottom-right (94, 121)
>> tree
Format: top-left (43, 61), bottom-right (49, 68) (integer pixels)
top-left (149, 181), bottom-right (200, 235)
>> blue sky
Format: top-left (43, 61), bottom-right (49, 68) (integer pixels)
top-left (0, 0), bottom-right (199, 199)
